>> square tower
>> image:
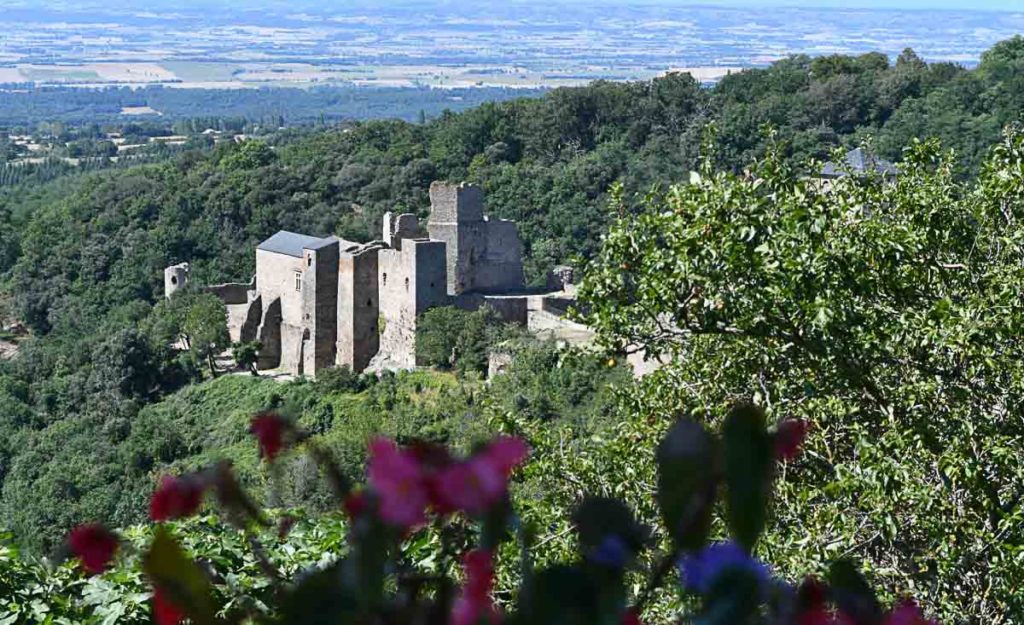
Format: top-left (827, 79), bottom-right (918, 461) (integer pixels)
top-left (426, 181), bottom-right (524, 295)
top-left (427, 181), bottom-right (488, 294)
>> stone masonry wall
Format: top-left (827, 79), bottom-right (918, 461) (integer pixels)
top-left (377, 239), bottom-right (448, 369)
top-left (303, 240), bottom-right (340, 374)
top-left (255, 249), bottom-right (305, 327)
top-left (338, 245), bottom-right (380, 372)
top-left (426, 181), bottom-right (524, 295)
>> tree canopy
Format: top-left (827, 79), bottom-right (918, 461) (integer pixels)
top-left (576, 129), bottom-right (1024, 620)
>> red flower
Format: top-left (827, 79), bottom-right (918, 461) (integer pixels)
top-left (774, 419), bottom-right (810, 461)
top-left (343, 490), bottom-right (368, 521)
top-left (621, 608), bottom-right (643, 625)
top-left (883, 600), bottom-right (938, 625)
top-left (795, 577), bottom-right (858, 625)
top-left (433, 437), bottom-right (529, 516)
top-left (67, 524), bottom-right (119, 575)
top-left (153, 588), bottom-right (185, 625)
top-left (150, 474), bottom-right (207, 522)
top-left (451, 549), bottom-right (500, 625)
top-left (250, 413), bottom-right (288, 461)
top-left (367, 438), bottom-right (429, 529)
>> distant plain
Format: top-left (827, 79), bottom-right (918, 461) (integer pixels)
top-left (1, 1), bottom-right (1021, 89)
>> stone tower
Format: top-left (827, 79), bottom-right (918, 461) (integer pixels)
top-left (426, 181), bottom-right (523, 295)
top-left (164, 262), bottom-right (190, 298)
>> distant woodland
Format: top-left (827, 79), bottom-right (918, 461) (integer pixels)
top-left (0, 85), bottom-right (546, 127)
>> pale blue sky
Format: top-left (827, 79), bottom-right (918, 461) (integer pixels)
top-left (702, 0), bottom-right (1019, 9)
top-left (2, 0), bottom-right (1020, 12)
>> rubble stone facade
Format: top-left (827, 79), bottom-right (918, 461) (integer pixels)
top-left (167, 181), bottom-right (532, 376)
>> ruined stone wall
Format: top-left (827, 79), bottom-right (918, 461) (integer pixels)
top-left (453, 293), bottom-right (529, 325)
top-left (426, 182), bottom-right (524, 295)
top-left (338, 245), bottom-right (380, 372)
top-left (257, 298), bottom-right (283, 370)
top-left (476, 218), bottom-right (525, 292)
top-left (382, 212), bottom-right (421, 251)
top-left (377, 239), bottom-right (449, 368)
top-left (427, 182), bottom-right (486, 295)
top-left (205, 281), bottom-right (252, 305)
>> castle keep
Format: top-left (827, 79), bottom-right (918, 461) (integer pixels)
top-left (166, 181), bottom-right (528, 376)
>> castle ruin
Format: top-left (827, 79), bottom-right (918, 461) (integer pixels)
top-left (166, 181), bottom-right (536, 376)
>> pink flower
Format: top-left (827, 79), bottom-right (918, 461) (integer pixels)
top-left (451, 549), bottom-right (500, 625)
top-left (367, 438), bottom-right (430, 529)
top-left (883, 600), bottom-right (938, 625)
top-left (433, 460), bottom-right (507, 516)
top-left (153, 588), bottom-right (185, 625)
top-left (433, 437), bottom-right (529, 516)
top-left (67, 524), bottom-right (119, 575)
top-left (150, 474), bottom-right (207, 522)
top-left (250, 413), bottom-right (288, 461)
top-left (484, 436), bottom-right (530, 474)
top-left (774, 419), bottom-right (810, 461)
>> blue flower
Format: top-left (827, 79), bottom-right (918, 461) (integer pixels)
top-left (590, 534), bottom-right (631, 568)
top-left (679, 541), bottom-right (771, 595)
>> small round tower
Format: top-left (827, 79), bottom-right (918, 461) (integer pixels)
top-left (164, 262), bottom-right (191, 298)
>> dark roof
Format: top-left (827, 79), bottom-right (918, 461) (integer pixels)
top-left (821, 147), bottom-right (898, 179)
top-left (257, 231), bottom-right (335, 258)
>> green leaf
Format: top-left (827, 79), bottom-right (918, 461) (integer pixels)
top-left (572, 496), bottom-right (650, 567)
top-left (513, 565), bottom-right (603, 625)
top-left (276, 559), bottom-right (357, 625)
top-left (141, 528), bottom-right (218, 625)
top-left (655, 418), bottom-right (719, 551)
top-left (722, 403), bottom-right (772, 550)
top-left (828, 560), bottom-right (883, 625)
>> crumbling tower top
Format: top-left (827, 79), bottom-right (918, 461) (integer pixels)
top-left (427, 181), bottom-right (484, 224)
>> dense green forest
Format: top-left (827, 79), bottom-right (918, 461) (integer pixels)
top-left (1, 37), bottom-right (1024, 623)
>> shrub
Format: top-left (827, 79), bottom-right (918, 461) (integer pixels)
top-left (56, 404), bottom-right (940, 625)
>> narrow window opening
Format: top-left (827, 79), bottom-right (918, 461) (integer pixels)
top-left (294, 271), bottom-right (302, 291)
top-left (383, 273), bottom-right (388, 286)
top-left (404, 277), bottom-right (410, 291)
top-left (170, 276), bottom-right (178, 285)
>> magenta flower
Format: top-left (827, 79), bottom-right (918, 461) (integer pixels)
top-left (433, 437), bottom-right (529, 516)
top-left (483, 436), bottom-right (529, 474)
top-left (883, 600), bottom-right (938, 625)
top-left (451, 549), bottom-right (500, 625)
top-left (367, 438), bottom-right (430, 529)
top-left (67, 524), bottom-right (119, 575)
